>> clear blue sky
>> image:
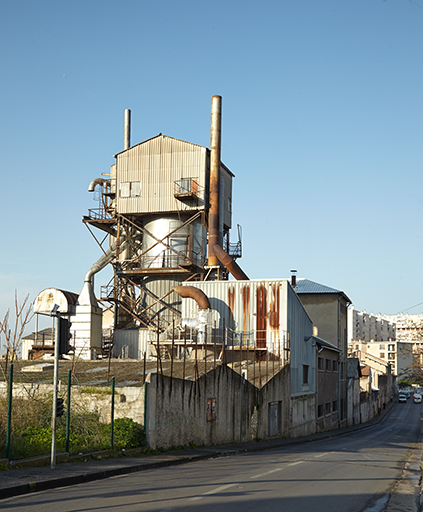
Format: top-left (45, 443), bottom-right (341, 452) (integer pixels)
top-left (1, 0), bottom-right (422, 340)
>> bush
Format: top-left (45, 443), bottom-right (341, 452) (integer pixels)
top-left (111, 417), bottom-right (146, 450)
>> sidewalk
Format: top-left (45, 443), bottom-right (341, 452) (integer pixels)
top-left (0, 407), bottom-right (393, 501)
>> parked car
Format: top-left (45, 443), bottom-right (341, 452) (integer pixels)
top-left (413, 393), bottom-right (422, 403)
top-left (398, 394), bottom-right (407, 403)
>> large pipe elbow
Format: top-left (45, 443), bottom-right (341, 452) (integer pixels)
top-left (214, 244), bottom-right (249, 281)
top-left (173, 286), bottom-right (211, 310)
top-left (88, 177), bottom-right (111, 192)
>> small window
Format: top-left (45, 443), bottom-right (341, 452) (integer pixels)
top-left (318, 357), bottom-right (324, 370)
top-left (325, 402), bottom-right (331, 415)
top-left (120, 181), bottom-right (141, 197)
top-left (317, 404), bottom-right (323, 417)
top-left (333, 360), bottom-right (337, 372)
top-left (120, 182), bottom-right (130, 198)
top-left (380, 352), bottom-right (385, 359)
top-left (326, 359), bottom-right (331, 371)
top-left (303, 365), bottom-right (309, 385)
top-left (333, 400), bottom-right (338, 412)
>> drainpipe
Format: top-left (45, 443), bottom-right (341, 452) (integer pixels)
top-left (208, 95), bottom-right (222, 267)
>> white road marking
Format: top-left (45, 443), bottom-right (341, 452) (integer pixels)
top-left (189, 483), bottom-right (237, 501)
top-left (250, 460), bottom-right (304, 479)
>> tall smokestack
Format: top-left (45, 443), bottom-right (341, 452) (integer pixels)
top-left (124, 109), bottom-right (131, 150)
top-left (208, 95), bottom-right (222, 267)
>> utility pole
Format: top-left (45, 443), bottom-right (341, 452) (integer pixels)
top-left (51, 305), bottom-right (60, 470)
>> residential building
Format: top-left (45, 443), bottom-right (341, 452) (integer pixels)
top-left (294, 278), bottom-right (351, 428)
top-left (347, 307), bottom-right (396, 344)
top-left (349, 340), bottom-right (412, 378)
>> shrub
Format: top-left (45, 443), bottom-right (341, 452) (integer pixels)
top-left (111, 417), bottom-right (146, 450)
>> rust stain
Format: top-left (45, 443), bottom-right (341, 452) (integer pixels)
top-left (228, 285), bottom-right (235, 331)
top-left (268, 283), bottom-right (280, 330)
top-left (256, 285), bottom-right (267, 348)
top-left (241, 285), bottom-right (250, 333)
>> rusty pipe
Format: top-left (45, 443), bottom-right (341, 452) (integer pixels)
top-left (208, 95), bottom-right (222, 267)
top-left (173, 286), bottom-right (211, 310)
top-left (214, 244), bottom-right (249, 281)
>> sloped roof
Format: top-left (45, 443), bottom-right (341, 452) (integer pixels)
top-left (347, 357), bottom-right (362, 378)
top-left (114, 134), bottom-right (234, 177)
top-left (22, 327), bottom-right (53, 341)
top-left (114, 133), bottom-right (206, 157)
top-left (305, 335), bottom-right (340, 352)
top-left (295, 279), bottom-right (351, 303)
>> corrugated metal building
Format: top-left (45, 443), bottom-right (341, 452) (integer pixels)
top-left (180, 279), bottom-right (317, 397)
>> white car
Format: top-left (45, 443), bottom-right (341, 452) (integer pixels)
top-left (398, 394), bottom-right (407, 403)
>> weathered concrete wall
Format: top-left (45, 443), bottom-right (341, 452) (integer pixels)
top-left (256, 364), bottom-right (291, 440)
top-left (290, 394), bottom-right (316, 437)
top-left (145, 364), bottom-right (292, 450)
top-left (146, 365), bottom-right (256, 449)
top-left (347, 377), bottom-right (361, 427)
top-left (73, 386), bottom-right (145, 424)
top-left (0, 383), bottom-right (145, 425)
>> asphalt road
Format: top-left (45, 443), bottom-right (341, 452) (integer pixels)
top-left (2, 400), bottom-right (422, 512)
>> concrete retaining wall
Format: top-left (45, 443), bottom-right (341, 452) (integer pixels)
top-left (145, 364), bottom-right (292, 450)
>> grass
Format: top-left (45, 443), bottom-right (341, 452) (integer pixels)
top-left (0, 396), bottom-right (146, 460)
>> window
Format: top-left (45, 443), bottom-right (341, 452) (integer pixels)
top-left (380, 344), bottom-right (385, 350)
top-left (380, 352), bottom-right (385, 359)
top-left (325, 402), bottom-right (331, 415)
top-left (333, 360), bottom-right (338, 372)
top-left (333, 400), bottom-right (338, 412)
top-left (318, 357), bottom-right (324, 370)
top-left (326, 359), bottom-right (331, 371)
top-left (388, 353), bottom-right (395, 360)
top-left (317, 404), bottom-right (323, 417)
top-left (303, 365), bottom-right (309, 385)
top-left (120, 181), bottom-right (141, 197)
top-left (388, 344), bottom-right (395, 351)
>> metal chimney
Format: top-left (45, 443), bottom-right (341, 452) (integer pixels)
top-left (208, 95), bottom-right (222, 267)
top-left (124, 109), bottom-right (131, 150)
top-left (291, 269), bottom-right (297, 288)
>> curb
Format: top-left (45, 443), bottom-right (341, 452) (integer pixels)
top-left (0, 452), bottom-right (216, 500)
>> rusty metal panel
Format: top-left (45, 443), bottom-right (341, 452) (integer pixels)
top-left (180, 279), bottom-right (316, 395)
top-left (116, 135), bottom-right (209, 215)
top-left (180, 279), bottom-right (291, 345)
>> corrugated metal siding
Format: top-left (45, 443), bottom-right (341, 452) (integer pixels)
top-left (181, 279), bottom-right (290, 348)
top-left (116, 135), bottom-right (208, 214)
top-left (181, 279), bottom-right (316, 393)
top-left (287, 284), bottom-right (316, 395)
top-left (113, 329), bottom-right (152, 359)
top-left (141, 277), bottom-right (184, 321)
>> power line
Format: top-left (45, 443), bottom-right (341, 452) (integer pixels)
top-left (396, 301), bottom-right (423, 314)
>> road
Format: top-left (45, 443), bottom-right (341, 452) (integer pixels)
top-left (2, 401), bottom-right (422, 512)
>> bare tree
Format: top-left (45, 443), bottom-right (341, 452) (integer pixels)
top-left (0, 291), bottom-right (33, 372)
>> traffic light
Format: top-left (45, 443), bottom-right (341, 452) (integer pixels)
top-left (56, 397), bottom-right (64, 418)
top-left (58, 317), bottom-right (73, 355)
